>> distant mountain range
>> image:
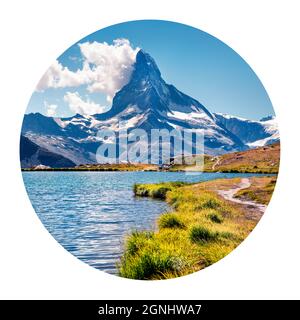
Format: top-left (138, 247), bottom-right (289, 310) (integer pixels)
top-left (214, 114), bottom-right (279, 147)
top-left (21, 49), bottom-right (279, 167)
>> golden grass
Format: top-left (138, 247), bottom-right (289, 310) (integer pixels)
top-left (118, 177), bottom-right (271, 280)
top-left (170, 143), bottom-right (280, 173)
top-left (205, 143), bottom-right (280, 173)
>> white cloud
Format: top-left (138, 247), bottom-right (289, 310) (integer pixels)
top-left (37, 39), bottom-right (139, 103)
top-left (79, 39), bottom-right (139, 102)
top-left (37, 60), bottom-right (93, 91)
top-left (64, 91), bottom-right (107, 115)
top-left (44, 101), bottom-right (58, 117)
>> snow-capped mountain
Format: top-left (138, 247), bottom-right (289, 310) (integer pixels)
top-left (21, 49), bottom-right (277, 166)
top-left (214, 113), bottom-right (279, 147)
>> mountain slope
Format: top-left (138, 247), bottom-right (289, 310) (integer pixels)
top-left (204, 142), bottom-right (280, 173)
top-left (98, 50), bottom-right (214, 119)
top-left (20, 135), bottom-right (76, 168)
top-left (170, 142), bottom-right (280, 173)
top-left (214, 113), bottom-right (279, 147)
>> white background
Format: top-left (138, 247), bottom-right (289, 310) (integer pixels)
top-left (0, 0), bottom-right (299, 299)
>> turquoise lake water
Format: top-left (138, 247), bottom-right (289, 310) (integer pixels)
top-left (22, 171), bottom-right (269, 274)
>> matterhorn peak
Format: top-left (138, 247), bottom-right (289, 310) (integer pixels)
top-left (134, 49), bottom-right (162, 79)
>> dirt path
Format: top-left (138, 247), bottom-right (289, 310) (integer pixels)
top-left (218, 178), bottom-right (267, 219)
top-left (212, 156), bottom-right (221, 170)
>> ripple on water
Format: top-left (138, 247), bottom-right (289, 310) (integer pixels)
top-left (22, 171), bottom-right (267, 274)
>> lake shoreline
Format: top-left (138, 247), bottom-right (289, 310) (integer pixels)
top-left (21, 168), bottom-right (278, 174)
top-left (22, 171), bottom-right (276, 275)
top-left (21, 142), bottom-right (280, 174)
top-left (118, 175), bottom-right (276, 279)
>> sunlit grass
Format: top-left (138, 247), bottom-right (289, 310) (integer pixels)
top-left (159, 213), bottom-right (186, 229)
top-left (118, 178), bottom-right (262, 280)
top-left (134, 182), bottom-right (188, 199)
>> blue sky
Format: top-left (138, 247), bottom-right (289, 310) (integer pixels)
top-left (27, 20), bottom-right (274, 120)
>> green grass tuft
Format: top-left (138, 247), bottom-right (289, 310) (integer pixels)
top-left (125, 231), bottom-right (154, 256)
top-left (151, 187), bottom-right (171, 199)
top-left (207, 211), bottom-right (223, 224)
top-left (189, 226), bottom-right (218, 244)
top-left (134, 182), bottom-right (188, 199)
top-left (158, 213), bottom-right (185, 229)
top-left (200, 198), bottom-right (221, 209)
top-left (119, 251), bottom-right (183, 280)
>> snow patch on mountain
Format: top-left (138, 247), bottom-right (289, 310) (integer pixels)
top-left (215, 113), bottom-right (250, 122)
top-left (167, 110), bottom-right (211, 121)
top-left (214, 113), bottom-right (279, 147)
top-left (246, 133), bottom-right (279, 147)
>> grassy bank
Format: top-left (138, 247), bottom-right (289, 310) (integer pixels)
top-left (170, 143), bottom-right (280, 174)
top-left (118, 177), bottom-right (274, 279)
top-left (134, 182), bottom-right (188, 199)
